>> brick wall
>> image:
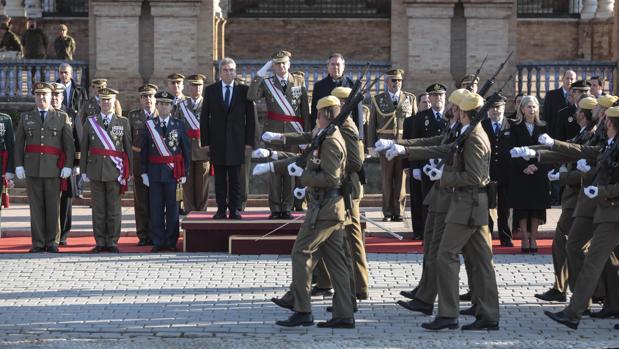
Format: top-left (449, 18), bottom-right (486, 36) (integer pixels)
top-left (225, 18), bottom-right (390, 61)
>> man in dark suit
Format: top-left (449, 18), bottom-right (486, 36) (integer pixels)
top-left (481, 95), bottom-right (513, 247)
top-left (554, 80), bottom-right (591, 142)
top-left (542, 70), bottom-right (576, 138)
top-left (409, 84), bottom-right (447, 238)
top-left (57, 63), bottom-right (87, 138)
top-left (201, 57), bottom-right (256, 220)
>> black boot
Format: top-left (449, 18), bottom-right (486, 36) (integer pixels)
top-left (421, 317), bottom-right (459, 330)
top-left (534, 288), bottom-right (566, 302)
top-left (275, 312), bottom-right (314, 327)
top-left (544, 310), bottom-right (579, 330)
top-left (397, 299), bottom-right (433, 315)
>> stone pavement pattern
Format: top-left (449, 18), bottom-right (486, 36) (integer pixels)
top-left (0, 253), bottom-right (617, 349)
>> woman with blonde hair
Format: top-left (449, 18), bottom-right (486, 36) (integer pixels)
top-left (509, 95), bottom-right (550, 253)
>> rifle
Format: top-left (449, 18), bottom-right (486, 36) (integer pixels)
top-left (478, 51), bottom-right (513, 97)
top-left (592, 134), bottom-right (619, 186)
top-left (294, 64), bottom-right (381, 168)
top-left (467, 55), bottom-right (487, 92)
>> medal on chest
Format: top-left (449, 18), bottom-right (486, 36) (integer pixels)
top-left (167, 129), bottom-right (179, 151)
top-left (110, 125), bottom-right (124, 147)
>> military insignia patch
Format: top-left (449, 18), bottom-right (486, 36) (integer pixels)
top-left (568, 117), bottom-right (574, 123)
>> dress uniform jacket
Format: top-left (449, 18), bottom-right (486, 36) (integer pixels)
top-left (481, 117), bottom-right (514, 184)
top-left (140, 118), bottom-right (191, 182)
top-left (553, 105), bottom-right (579, 142)
top-left (367, 91), bottom-right (416, 146)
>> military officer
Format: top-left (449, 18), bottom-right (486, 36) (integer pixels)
top-left (127, 83), bottom-right (159, 246)
top-left (167, 73), bottom-right (186, 114)
top-left (141, 91), bottom-right (191, 253)
top-left (78, 78), bottom-right (123, 124)
top-left (50, 82), bottom-right (80, 246)
top-left (0, 110), bottom-right (14, 225)
top-left (14, 82), bottom-right (75, 253)
top-left (175, 74), bottom-right (210, 213)
top-left (460, 74), bottom-right (479, 93)
top-left (553, 80), bottom-right (590, 141)
top-left (80, 88), bottom-right (132, 253)
top-left (367, 68), bottom-right (416, 222)
top-left (247, 50), bottom-right (310, 219)
top-left (258, 96), bottom-right (355, 328)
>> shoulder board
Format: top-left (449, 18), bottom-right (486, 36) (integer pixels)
top-left (292, 71), bottom-right (305, 77)
top-left (403, 91), bottom-right (416, 98)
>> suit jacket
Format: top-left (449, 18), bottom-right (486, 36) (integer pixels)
top-left (80, 113), bottom-right (132, 182)
top-left (481, 117), bottom-right (514, 183)
top-left (248, 72), bottom-right (310, 133)
top-left (175, 97), bottom-right (209, 162)
top-left (141, 117), bottom-right (191, 183)
top-left (553, 104), bottom-right (579, 141)
top-left (57, 78), bottom-right (87, 115)
top-left (409, 108), bottom-right (446, 170)
top-left (15, 108), bottom-right (75, 177)
top-left (202, 81), bottom-right (256, 166)
top-left (310, 75), bottom-right (355, 130)
top-left (542, 87), bottom-right (568, 137)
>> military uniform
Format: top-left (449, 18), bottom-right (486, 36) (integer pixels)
top-left (80, 88), bottom-right (132, 252)
top-left (127, 83), bottom-right (159, 244)
top-left (78, 78), bottom-right (122, 124)
top-left (141, 91), bottom-right (191, 252)
top-left (15, 82), bottom-right (75, 252)
top-left (367, 69), bottom-right (416, 220)
top-left (167, 73), bottom-right (187, 115)
top-left (248, 50), bottom-right (309, 218)
top-left (175, 74), bottom-right (210, 213)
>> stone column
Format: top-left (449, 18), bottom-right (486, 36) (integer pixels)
top-left (91, 0), bottom-right (142, 109)
top-left (581, 0), bottom-right (598, 19)
top-left (463, 0), bottom-right (516, 97)
top-left (4, 0), bottom-right (25, 17)
top-left (404, 0), bottom-right (458, 92)
top-left (596, 0), bottom-right (615, 18)
top-left (24, 0), bottom-right (43, 18)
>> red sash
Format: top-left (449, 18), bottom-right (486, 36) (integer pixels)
top-left (267, 111), bottom-right (305, 124)
top-left (187, 129), bottom-right (200, 139)
top-left (89, 147), bottom-right (131, 194)
top-left (25, 144), bottom-right (68, 191)
top-left (149, 154), bottom-right (184, 180)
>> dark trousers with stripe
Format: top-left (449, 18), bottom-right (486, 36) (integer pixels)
top-left (149, 180), bottom-right (179, 249)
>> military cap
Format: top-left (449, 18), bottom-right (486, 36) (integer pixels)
top-left (91, 78), bottom-right (107, 87)
top-left (426, 83), bottom-right (447, 95)
top-left (598, 95), bottom-right (619, 108)
top-left (167, 73), bottom-right (185, 82)
top-left (33, 82), bottom-right (53, 94)
top-left (138, 83), bottom-right (158, 96)
top-left (186, 74), bottom-right (207, 85)
top-left (386, 69), bottom-right (404, 80)
top-left (271, 50), bottom-right (292, 63)
top-left (50, 82), bottom-right (65, 94)
top-left (331, 86), bottom-right (352, 99)
top-left (461, 74), bottom-right (480, 86)
top-left (606, 106), bottom-right (619, 118)
top-left (490, 94), bottom-right (507, 107)
top-left (571, 80), bottom-right (591, 91)
top-left (460, 93), bottom-right (484, 112)
top-left (578, 96), bottom-right (597, 110)
top-left (98, 87), bottom-right (118, 100)
top-left (317, 95), bottom-right (340, 110)
top-left (155, 91), bottom-right (174, 103)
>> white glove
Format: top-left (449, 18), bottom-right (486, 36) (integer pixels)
top-left (180, 177), bottom-right (187, 184)
top-left (252, 163), bottom-right (274, 176)
top-left (538, 133), bottom-right (555, 147)
top-left (412, 169), bottom-right (422, 181)
top-left (298, 144), bottom-right (308, 150)
top-left (428, 166), bottom-right (443, 181)
top-left (509, 146), bottom-right (536, 160)
top-left (547, 169), bottom-right (560, 181)
top-left (60, 167), bottom-right (72, 179)
top-left (367, 147), bottom-right (378, 158)
top-left (374, 139), bottom-right (394, 152)
top-left (261, 131), bottom-right (284, 143)
top-left (252, 148), bottom-right (270, 158)
top-left (140, 173), bottom-right (148, 187)
top-left (584, 185), bottom-right (598, 199)
top-left (288, 162), bottom-right (304, 177)
top-left (15, 166), bottom-right (25, 180)
top-left (257, 60), bottom-right (272, 78)
top-left (4, 172), bottom-right (14, 180)
top-left (422, 164), bottom-right (434, 176)
top-left (385, 144), bottom-right (406, 161)
top-left (72, 167), bottom-right (80, 176)
top-left (429, 158), bottom-right (440, 168)
top-left (82, 173), bottom-right (91, 183)
top-left (576, 159), bottom-right (591, 173)
top-left (559, 165), bottom-right (568, 173)
top-left (293, 187), bottom-right (307, 200)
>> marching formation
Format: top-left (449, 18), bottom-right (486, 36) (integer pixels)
top-left (0, 50), bottom-right (618, 331)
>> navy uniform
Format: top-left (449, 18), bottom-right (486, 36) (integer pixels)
top-left (127, 84), bottom-right (159, 245)
top-left (141, 91), bottom-right (191, 252)
top-left (80, 88), bottom-right (132, 253)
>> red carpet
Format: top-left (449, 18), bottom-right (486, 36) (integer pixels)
top-left (0, 235), bottom-right (551, 254)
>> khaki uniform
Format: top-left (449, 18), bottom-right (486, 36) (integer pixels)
top-left (368, 91), bottom-right (416, 217)
top-left (248, 72), bottom-right (309, 213)
top-left (78, 96), bottom-right (122, 123)
top-left (175, 97), bottom-right (210, 212)
top-left (127, 108), bottom-right (158, 240)
top-left (15, 108), bottom-right (75, 249)
top-left (80, 113), bottom-right (132, 247)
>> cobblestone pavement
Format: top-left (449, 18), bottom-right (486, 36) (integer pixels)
top-left (0, 253), bottom-right (617, 349)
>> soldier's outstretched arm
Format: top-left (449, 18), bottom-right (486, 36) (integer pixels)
top-left (559, 169), bottom-right (583, 187)
top-left (272, 157), bottom-right (298, 176)
top-left (536, 149), bottom-right (578, 165)
top-left (405, 142), bottom-right (452, 161)
top-left (551, 139), bottom-right (600, 162)
top-left (282, 131), bottom-right (312, 145)
top-left (247, 76), bottom-right (265, 102)
top-left (398, 134), bottom-right (442, 147)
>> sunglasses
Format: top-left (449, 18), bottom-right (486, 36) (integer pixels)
top-left (391, 79), bottom-right (402, 83)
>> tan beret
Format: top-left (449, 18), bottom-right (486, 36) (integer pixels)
top-left (448, 89), bottom-right (466, 106)
top-left (317, 95), bottom-right (340, 110)
top-left (578, 96), bottom-right (597, 110)
top-left (606, 106), bottom-right (619, 118)
top-left (598, 95), bottom-right (619, 109)
top-left (460, 93), bottom-right (484, 112)
top-left (331, 87), bottom-right (352, 99)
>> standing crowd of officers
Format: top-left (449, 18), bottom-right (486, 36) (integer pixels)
top-left (0, 51), bottom-right (618, 331)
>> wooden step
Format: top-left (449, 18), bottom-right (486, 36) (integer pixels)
top-left (229, 235), bottom-right (296, 255)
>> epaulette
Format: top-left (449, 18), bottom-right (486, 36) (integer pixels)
top-left (234, 77), bottom-right (248, 85)
top-left (292, 71), bottom-right (305, 77)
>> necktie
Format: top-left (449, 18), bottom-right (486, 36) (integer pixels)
top-left (64, 89), bottom-right (70, 109)
top-left (494, 122), bottom-right (499, 135)
top-left (161, 121), bottom-right (167, 135)
top-left (224, 85), bottom-right (231, 108)
top-left (281, 80), bottom-right (287, 92)
top-left (436, 112), bottom-right (442, 120)
top-left (39, 110), bottom-right (45, 124)
top-left (103, 116), bottom-right (110, 129)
